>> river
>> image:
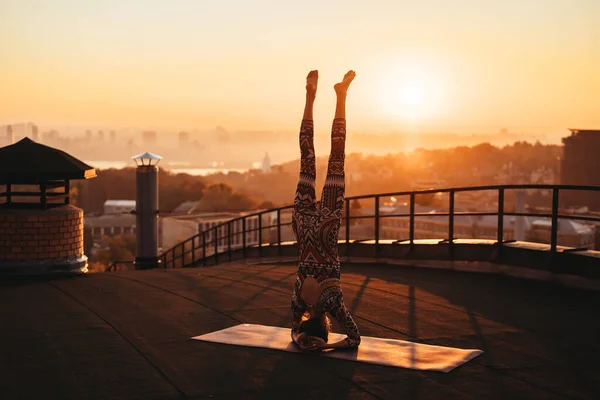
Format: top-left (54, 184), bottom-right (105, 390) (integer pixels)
top-left (84, 160), bottom-right (250, 176)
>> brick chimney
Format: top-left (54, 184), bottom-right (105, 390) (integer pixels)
top-left (0, 138), bottom-right (96, 275)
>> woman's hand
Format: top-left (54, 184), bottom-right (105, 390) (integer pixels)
top-left (294, 333), bottom-right (317, 351)
top-left (308, 336), bottom-right (329, 350)
top-left (293, 332), bottom-right (305, 345)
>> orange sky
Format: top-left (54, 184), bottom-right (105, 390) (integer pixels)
top-left (1, 1), bottom-right (599, 135)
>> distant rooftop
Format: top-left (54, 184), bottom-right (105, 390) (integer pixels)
top-left (172, 200), bottom-right (201, 214)
top-left (104, 200), bottom-right (136, 207)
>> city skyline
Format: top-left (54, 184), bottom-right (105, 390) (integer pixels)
top-left (1, 1), bottom-right (599, 134)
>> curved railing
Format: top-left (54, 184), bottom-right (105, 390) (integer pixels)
top-left (157, 184), bottom-right (600, 270)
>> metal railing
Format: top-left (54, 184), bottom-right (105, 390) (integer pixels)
top-left (137, 185), bottom-right (600, 270)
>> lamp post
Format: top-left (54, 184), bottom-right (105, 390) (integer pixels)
top-left (132, 152), bottom-right (162, 269)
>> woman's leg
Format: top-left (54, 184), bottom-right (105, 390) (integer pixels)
top-left (293, 71), bottom-right (319, 235)
top-left (320, 71), bottom-right (356, 215)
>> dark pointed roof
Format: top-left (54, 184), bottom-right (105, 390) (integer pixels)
top-left (0, 137), bottom-right (96, 182)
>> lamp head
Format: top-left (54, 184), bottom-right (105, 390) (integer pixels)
top-left (132, 152), bottom-right (162, 167)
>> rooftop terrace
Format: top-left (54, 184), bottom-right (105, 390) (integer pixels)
top-left (2, 261), bottom-right (599, 399)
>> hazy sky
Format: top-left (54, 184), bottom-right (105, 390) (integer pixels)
top-left (1, 0), bottom-right (599, 134)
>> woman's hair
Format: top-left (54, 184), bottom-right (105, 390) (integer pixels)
top-left (298, 312), bottom-right (331, 343)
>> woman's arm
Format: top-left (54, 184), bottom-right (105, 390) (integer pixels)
top-left (322, 290), bottom-right (361, 350)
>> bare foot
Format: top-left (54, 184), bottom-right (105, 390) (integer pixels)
top-left (334, 70), bottom-right (356, 96)
top-left (306, 70), bottom-right (318, 99)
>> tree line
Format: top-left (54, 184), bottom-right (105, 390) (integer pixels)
top-left (73, 168), bottom-right (273, 215)
top-left (74, 141), bottom-right (562, 216)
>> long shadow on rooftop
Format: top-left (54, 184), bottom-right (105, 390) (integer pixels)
top-left (340, 262), bottom-right (600, 399)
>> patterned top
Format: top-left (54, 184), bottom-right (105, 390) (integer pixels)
top-left (290, 118), bottom-right (361, 348)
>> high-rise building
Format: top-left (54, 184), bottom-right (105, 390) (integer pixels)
top-left (7, 125), bottom-right (14, 145)
top-left (261, 152), bottom-right (271, 173)
top-left (178, 131), bottom-right (189, 148)
top-left (31, 124), bottom-right (39, 141)
top-left (110, 130), bottom-right (116, 142)
top-left (560, 129), bottom-right (600, 211)
top-left (1, 123), bottom-right (36, 142)
top-left (98, 130), bottom-right (104, 141)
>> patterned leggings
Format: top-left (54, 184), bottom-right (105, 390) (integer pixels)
top-left (290, 118), bottom-right (361, 348)
top-left (294, 118), bottom-right (346, 215)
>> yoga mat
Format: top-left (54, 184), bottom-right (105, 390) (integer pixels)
top-left (191, 324), bottom-right (482, 372)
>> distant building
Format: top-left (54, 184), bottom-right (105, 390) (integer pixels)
top-left (104, 200), bottom-right (136, 215)
top-left (160, 211), bottom-right (268, 252)
top-left (85, 214), bottom-right (137, 242)
top-left (561, 129), bottom-right (600, 211)
top-left (13, 123), bottom-right (31, 142)
top-left (97, 130), bottom-right (104, 141)
top-left (31, 124), bottom-right (39, 141)
top-left (179, 131), bottom-right (189, 148)
top-left (7, 125), bottom-right (14, 145)
top-left (0, 123), bottom-right (38, 144)
top-left (172, 200), bottom-right (201, 215)
top-left (262, 152), bottom-right (271, 173)
top-left (110, 130), bottom-right (116, 142)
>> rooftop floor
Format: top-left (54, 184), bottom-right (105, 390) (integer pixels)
top-left (1, 262), bottom-right (599, 399)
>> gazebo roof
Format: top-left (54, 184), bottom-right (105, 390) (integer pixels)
top-left (0, 137), bottom-right (96, 182)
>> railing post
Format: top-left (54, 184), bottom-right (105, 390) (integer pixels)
top-left (258, 212), bottom-right (263, 257)
top-left (551, 188), bottom-right (559, 254)
top-left (345, 198), bottom-right (350, 244)
top-left (277, 209), bottom-right (282, 257)
top-left (448, 190), bottom-right (455, 257)
top-left (228, 221), bottom-right (232, 262)
top-left (214, 226), bottom-right (219, 265)
top-left (374, 196), bottom-right (380, 257)
top-left (242, 217), bottom-right (247, 258)
top-left (497, 188), bottom-right (504, 255)
top-left (191, 235), bottom-right (196, 266)
top-left (409, 193), bottom-right (415, 248)
top-left (180, 242), bottom-right (185, 268)
top-left (202, 231), bottom-right (206, 266)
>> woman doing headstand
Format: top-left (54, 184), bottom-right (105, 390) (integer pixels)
top-left (291, 70), bottom-right (360, 351)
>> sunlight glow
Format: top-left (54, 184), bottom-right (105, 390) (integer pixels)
top-left (380, 80), bottom-right (442, 122)
top-left (401, 86), bottom-right (423, 106)
top-left (375, 58), bottom-right (448, 123)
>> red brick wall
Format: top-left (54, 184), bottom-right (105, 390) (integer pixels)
top-left (0, 205), bottom-right (83, 260)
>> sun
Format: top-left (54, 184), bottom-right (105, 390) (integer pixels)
top-left (400, 85), bottom-right (423, 107)
top-left (374, 64), bottom-right (446, 122)
top-left (379, 82), bottom-right (431, 121)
